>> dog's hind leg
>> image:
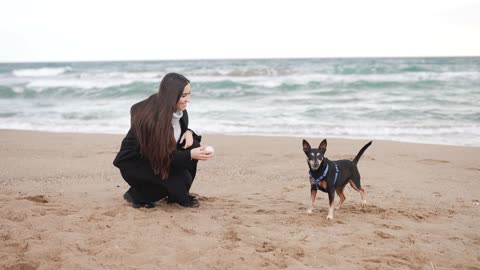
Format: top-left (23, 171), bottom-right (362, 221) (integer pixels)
top-left (307, 186), bottom-right (317, 215)
top-left (348, 178), bottom-right (367, 207)
top-left (326, 189), bottom-right (335, 220)
top-left (335, 186), bottom-right (346, 209)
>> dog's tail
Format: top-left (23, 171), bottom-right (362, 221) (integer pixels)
top-left (353, 141), bottom-right (373, 165)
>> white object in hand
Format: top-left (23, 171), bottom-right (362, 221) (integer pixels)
top-left (204, 146), bottom-right (215, 154)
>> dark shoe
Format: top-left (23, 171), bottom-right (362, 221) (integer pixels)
top-left (188, 194), bottom-right (198, 202)
top-left (141, 202), bottom-right (155, 208)
top-left (178, 199), bottom-right (200, 208)
top-left (123, 192), bottom-right (155, 209)
top-left (167, 195), bottom-right (198, 203)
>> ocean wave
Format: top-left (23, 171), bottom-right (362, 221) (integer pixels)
top-left (76, 71), bottom-right (162, 80)
top-left (399, 66), bottom-right (431, 72)
top-left (11, 68), bottom-right (475, 93)
top-left (0, 86), bottom-right (16, 98)
top-left (196, 68), bottom-right (290, 77)
top-left (1, 57), bottom-right (479, 146)
top-left (195, 71), bottom-right (479, 87)
top-left (0, 81), bottom-right (157, 98)
top-left (26, 78), bottom-right (137, 90)
top-left (13, 67), bottom-right (72, 77)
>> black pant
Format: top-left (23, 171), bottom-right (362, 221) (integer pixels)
top-left (120, 140), bottom-right (200, 204)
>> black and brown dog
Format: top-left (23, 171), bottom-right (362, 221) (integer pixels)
top-left (302, 139), bottom-right (372, 220)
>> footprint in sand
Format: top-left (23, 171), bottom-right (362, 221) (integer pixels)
top-left (375, 230), bottom-right (395, 239)
top-left (0, 230), bottom-right (12, 241)
top-left (417, 159), bottom-right (450, 165)
top-left (3, 210), bottom-right (28, 222)
top-left (20, 195), bottom-right (48, 204)
top-left (3, 262), bottom-right (39, 270)
top-left (221, 229), bottom-right (241, 250)
top-left (343, 204), bottom-right (387, 215)
top-left (103, 208), bottom-right (122, 217)
top-left (169, 218), bottom-right (196, 235)
top-left (397, 209), bottom-right (429, 221)
top-left (283, 246), bottom-right (305, 260)
top-left (223, 229), bottom-right (241, 242)
top-left (96, 150), bottom-right (117, 154)
top-left (363, 253), bottom-right (420, 269)
top-left (382, 224), bottom-right (403, 230)
top-left (255, 241), bottom-right (305, 267)
top-left (466, 234), bottom-right (480, 245)
top-left (255, 209), bottom-right (275, 214)
top-left (1, 238), bottom-right (30, 254)
top-left (256, 241), bottom-right (275, 253)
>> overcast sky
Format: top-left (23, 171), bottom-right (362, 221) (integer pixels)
top-left (1, 0), bottom-right (479, 62)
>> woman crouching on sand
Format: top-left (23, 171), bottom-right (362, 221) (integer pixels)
top-left (113, 73), bottom-right (213, 208)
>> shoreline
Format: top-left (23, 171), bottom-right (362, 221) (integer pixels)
top-left (1, 129), bottom-right (479, 269)
top-left (1, 128), bottom-right (479, 148)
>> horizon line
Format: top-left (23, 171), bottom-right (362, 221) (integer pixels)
top-left (1, 55), bottom-right (480, 64)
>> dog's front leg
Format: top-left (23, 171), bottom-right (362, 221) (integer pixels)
top-left (307, 185), bottom-right (317, 215)
top-left (326, 189), bottom-right (335, 220)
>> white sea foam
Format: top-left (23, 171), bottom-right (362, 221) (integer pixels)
top-left (13, 67), bottom-right (72, 77)
top-left (12, 86), bottom-right (24, 93)
top-left (26, 79), bottom-right (135, 89)
top-left (122, 72), bottom-right (160, 80)
top-left (236, 71), bottom-right (480, 85)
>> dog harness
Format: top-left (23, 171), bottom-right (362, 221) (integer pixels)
top-left (309, 162), bottom-right (339, 188)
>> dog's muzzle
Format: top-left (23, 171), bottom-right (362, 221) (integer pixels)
top-left (309, 159), bottom-right (321, 170)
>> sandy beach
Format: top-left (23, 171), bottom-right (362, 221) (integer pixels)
top-left (0, 129), bottom-right (479, 270)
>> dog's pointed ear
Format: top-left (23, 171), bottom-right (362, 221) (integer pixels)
top-left (319, 139), bottom-right (327, 153)
top-left (302, 139), bottom-right (311, 152)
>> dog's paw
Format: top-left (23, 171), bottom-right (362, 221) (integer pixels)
top-left (307, 208), bottom-right (313, 215)
top-left (326, 214), bottom-right (333, 220)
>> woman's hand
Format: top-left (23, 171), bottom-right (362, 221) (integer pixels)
top-left (190, 146), bottom-right (214, 161)
top-left (180, 130), bottom-right (194, 149)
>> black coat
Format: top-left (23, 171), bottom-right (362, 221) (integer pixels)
top-left (113, 109), bottom-right (197, 174)
top-left (113, 109), bottom-right (201, 203)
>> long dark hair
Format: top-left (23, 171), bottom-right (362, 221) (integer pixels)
top-left (131, 73), bottom-right (190, 178)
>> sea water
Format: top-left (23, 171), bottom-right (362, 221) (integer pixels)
top-left (0, 57), bottom-right (479, 146)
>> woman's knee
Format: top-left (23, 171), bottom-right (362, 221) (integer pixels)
top-left (162, 169), bottom-right (192, 189)
top-left (176, 169), bottom-right (193, 184)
